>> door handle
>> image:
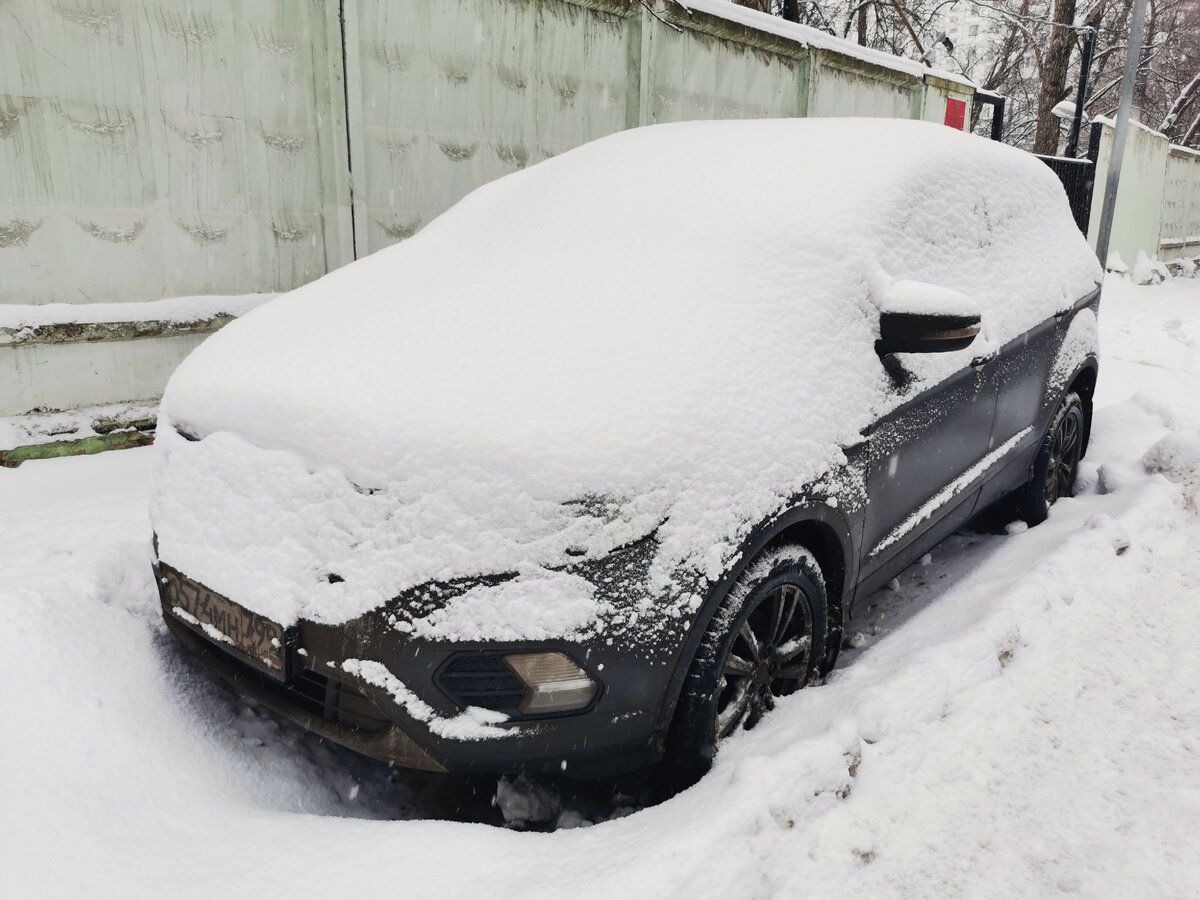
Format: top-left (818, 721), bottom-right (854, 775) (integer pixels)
top-left (970, 354), bottom-right (994, 370)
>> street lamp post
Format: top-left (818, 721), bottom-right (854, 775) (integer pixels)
top-left (1094, 0), bottom-right (1148, 267)
top-left (1065, 26), bottom-right (1096, 159)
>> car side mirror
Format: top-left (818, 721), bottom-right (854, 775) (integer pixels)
top-left (875, 311), bottom-right (981, 356)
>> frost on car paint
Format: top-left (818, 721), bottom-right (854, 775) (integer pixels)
top-left (1049, 309), bottom-right (1100, 400)
top-left (869, 427), bottom-right (1033, 557)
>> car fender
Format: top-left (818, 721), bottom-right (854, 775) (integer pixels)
top-left (652, 499), bottom-right (859, 737)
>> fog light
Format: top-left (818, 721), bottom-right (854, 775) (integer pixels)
top-left (504, 652), bottom-right (598, 715)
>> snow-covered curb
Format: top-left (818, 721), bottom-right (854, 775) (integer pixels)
top-left (0, 402), bottom-right (158, 453)
top-left (0, 294), bottom-right (276, 332)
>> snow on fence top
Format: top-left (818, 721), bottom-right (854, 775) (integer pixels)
top-left (678, 0), bottom-right (971, 85)
top-left (153, 118), bottom-right (1100, 627)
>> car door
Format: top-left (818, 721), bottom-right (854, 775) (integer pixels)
top-left (857, 354), bottom-right (998, 590)
top-left (974, 301), bottom-right (1081, 512)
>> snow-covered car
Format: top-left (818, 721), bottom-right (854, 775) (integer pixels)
top-left (150, 118), bottom-right (1102, 783)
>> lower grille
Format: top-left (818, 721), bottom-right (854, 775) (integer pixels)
top-left (436, 654), bottom-right (527, 715)
top-left (288, 668), bottom-right (333, 718)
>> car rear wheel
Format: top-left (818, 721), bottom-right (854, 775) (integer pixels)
top-left (665, 547), bottom-right (828, 787)
top-left (1014, 391), bottom-right (1085, 526)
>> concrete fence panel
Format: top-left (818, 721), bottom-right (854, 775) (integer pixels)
top-left (1160, 146), bottom-right (1200, 261)
top-left (643, 4), bottom-right (809, 125)
top-left (1086, 119), bottom-right (1170, 267)
top-left (0, 0), bottom-right (354, 306)
top-left (809, 53), bottom-right (920, 121)
top-left (345, 0), bottom-right (637, 258)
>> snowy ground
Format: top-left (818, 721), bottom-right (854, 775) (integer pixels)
top-left (2, 273), bottom-right (1199, 898)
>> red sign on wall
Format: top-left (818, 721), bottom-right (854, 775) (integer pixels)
top-left (944, 98), bottom-right (967, 131)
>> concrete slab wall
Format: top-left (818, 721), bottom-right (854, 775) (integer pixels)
top-left (1087, 120), bottom-right (1169, 266)
top-left (345, 1), bottom-right (817, 258)
top-left (1, 330), bottom-right (216, 414)
top-left (1082, 119), bottom-right (1200, 268)
top-left (921, 74), bottom-right (974, 128)
top-left (1160, 145), bottom-right (1200, 261)
top-left (0, 0), bottom-right (354, 306)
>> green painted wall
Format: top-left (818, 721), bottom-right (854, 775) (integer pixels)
top-left (0, 0), bottom-right (353, 305)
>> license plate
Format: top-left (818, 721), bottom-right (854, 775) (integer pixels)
top-left (160, 566), bottom-right (289, 680)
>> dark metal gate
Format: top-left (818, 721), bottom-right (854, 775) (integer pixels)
top-left (1034, 124), bottom-right (1102, 236)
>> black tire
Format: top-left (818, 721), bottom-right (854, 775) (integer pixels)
top-left (665, 546), bottom-right (829, 786)
top-left (1013, 391), bottom-right (1085, 526)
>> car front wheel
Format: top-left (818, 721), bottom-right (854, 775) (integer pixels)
top-left (666, 547), bottom-right (828, 786)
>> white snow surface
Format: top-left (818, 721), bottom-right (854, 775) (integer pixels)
top-left (338, 659), bottom-right (512, 741)
top-left (1143, 429), bottom-right (1200, 511)
top-left (877, 278), bottom-right (979, 317)
top-left (406, 567), bottom-right (605, 643)
top-left (0, 401), bottom-right (157, 451)
top-left (3, 272), bottom-right (1200, 897)
top-left (155, 119), bottom-right (1101, 627)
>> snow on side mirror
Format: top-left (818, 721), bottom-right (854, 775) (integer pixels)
top-left (875, 280), bottom-right (981, 356)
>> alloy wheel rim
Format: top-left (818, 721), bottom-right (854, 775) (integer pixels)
top-left (714, 582), bottom-right (813, 741)
top-left (1045, 407), bottom-right (1081, 505)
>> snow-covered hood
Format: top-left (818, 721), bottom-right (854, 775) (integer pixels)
top-left (152, 422), bottom-right (677, 625)
top-left (154, 119), bottom-right (1101, 626)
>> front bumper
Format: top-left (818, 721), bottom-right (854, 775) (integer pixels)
top-left (156, 562), bottom-right (687, 778)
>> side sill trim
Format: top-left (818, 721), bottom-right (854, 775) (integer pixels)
top-left (868, 426), bottom-right (1033, 558)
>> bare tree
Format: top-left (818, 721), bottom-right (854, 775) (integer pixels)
top-left (727, 0), bottom-right (1200, 150)
top-left (1031, 0), bottom-right (1080, 152)
top-left (1160, 72), bottom-right (1200, 132)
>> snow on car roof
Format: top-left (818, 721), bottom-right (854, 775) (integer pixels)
top-left (154, 118), bottom-right (1101, 627)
